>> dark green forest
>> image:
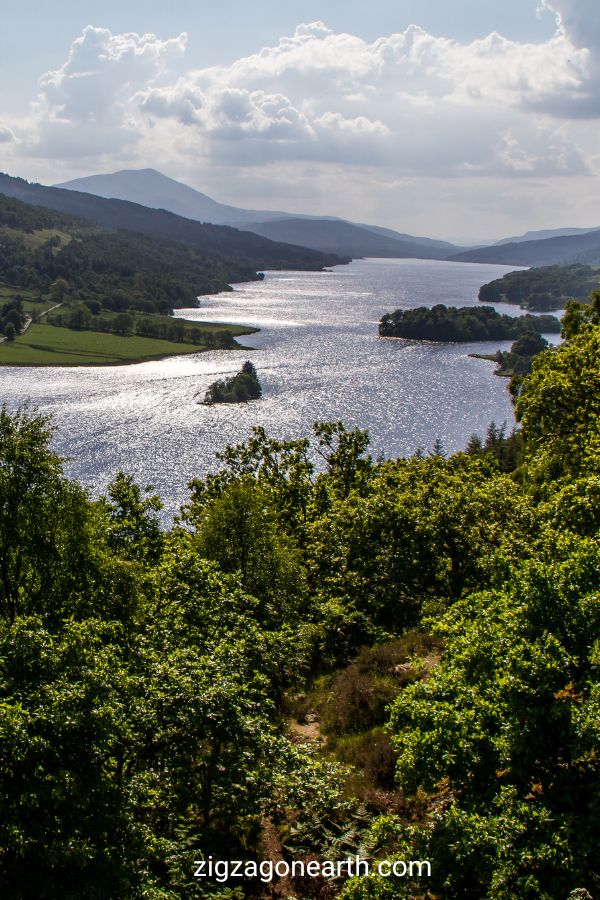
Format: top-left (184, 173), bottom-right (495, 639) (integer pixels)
top-left (478, 264), bottom-right (600, 310)
top-left (379, 304), bottom-right (560, 341)
top-left (0, 293), bottom-right (598, 898)
top-left (471, 332), bottom-right (551, 399)
top-left (0, 174), bottom-right (347, 273)
top-left (0, 193), bottom-right (260, 312)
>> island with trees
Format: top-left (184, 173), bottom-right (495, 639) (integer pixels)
top-left (379, 303), bottom-right (560, 341)
top-left (478, 263), bottom-right (600, 310)
top-left (203, 360), bottom-right (262, 404)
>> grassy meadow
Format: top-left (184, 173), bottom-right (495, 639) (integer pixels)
top-left (0, 321), bottom-right (255, 366)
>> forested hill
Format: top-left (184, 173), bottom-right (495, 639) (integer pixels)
top-left (478, 264), bottom-right (600, 311)
top-left (0, 192), bottom-right (257, 304)
top-left (0, 173), bottom-right (347, 272)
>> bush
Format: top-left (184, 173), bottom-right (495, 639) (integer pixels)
top-left (203, 361), bottom-right (262, 404)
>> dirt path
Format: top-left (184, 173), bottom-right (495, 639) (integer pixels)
top-left (38, 301), bottom-right (63, 320)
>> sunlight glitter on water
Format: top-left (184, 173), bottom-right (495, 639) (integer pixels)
top-left (2, 258), bottom-right (543, 519)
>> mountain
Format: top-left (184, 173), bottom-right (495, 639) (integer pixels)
top-left (0, 192), bottom-right (254, 307)
top-left (240, 218), bottom-right (461, 260)
top-left (355, 223), bottom-right (459, 253)
top-left (451, 229), bottom-right (600, 267)
top-left (56, 169), bottom-right (461, 258)
top-left (55, 168), bottom-right (291, 227)
top-left (494, 226), bottom-right (600, 246)
top-left (0, 173), bottom-right (347, 274)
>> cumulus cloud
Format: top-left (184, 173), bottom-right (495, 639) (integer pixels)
top-left (130, 17), bottom-right (597, 176)
top-left (29, 25), bottom-right (186, 157)
top-left (3, 9), bottom-right (600, 237)
top-left (532, 0), bottom-right (600, 116)
top-left (16, 14), bottom-right (600, 171)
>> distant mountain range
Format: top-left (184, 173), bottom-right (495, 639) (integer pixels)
top-left (493, 226), bottom-right (600, 246)
top-left (0, 172), bottom-right (346, 275)
top-left (453, 230), bottom-right (600, 267)
top-left (241, 218), bottom-right (459, 260)
top-left (39, 168), bottom-right (600, 269)
top-left (56, 169), bottom-right (464, 260)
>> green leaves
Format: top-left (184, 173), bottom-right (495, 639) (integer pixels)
top-left (516, 324), bottom-right (600, 481)
top-left (387, 532), bottom-right (600, 896)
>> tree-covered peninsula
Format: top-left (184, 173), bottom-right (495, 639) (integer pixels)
top-left (379, 303), bottom-right (560, 341)
top-left (0, 293), bottom-right (599, 897)
top-left (478, 263), bottom-right (600, 310)
top-left (473, 330), bottom-right (550, 378)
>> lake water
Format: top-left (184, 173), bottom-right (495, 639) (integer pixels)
top-left (1, 258), bottom-right (556, 519)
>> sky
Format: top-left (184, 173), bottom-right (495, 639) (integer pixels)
top-left (0, 0), bottom-right (599, 242)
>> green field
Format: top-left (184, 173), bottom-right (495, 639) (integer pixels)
top-left (0, 322), bottom-right (255, 366)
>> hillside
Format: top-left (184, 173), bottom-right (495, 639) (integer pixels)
top-left (452, 228), bottom-right (600, 266)
top-left (241, 217), bottom-right (459, 259)
top-left (0, 173), bottom-right (347, 272)
top-left (494, 225), bottom-right (600, 245)
top-left (0, 192), bottom-right (256, 364)
top-left (0, 193), bottom-right (256, 305)
top-left (357, 222), bottom-right (459, 253)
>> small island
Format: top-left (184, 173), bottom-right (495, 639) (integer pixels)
top-left (379, 304), bottom-right (560, 341)
top-left (203, 361), bottom-right (262, 404)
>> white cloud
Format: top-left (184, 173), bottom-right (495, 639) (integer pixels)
top-left (130, 16), bottom-right (598, 176)
top-left (531, 0), bottom-right (600, 117)
top-left (29, 25), bottom-right (187, 158)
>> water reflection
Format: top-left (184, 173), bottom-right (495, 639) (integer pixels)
top-left (2, 258), bottom-right (551, 519)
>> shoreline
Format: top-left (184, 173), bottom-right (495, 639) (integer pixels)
top-left (0, 341), bottom-right (258, 368)
top-left (0, 324), bottom-right (259, 368)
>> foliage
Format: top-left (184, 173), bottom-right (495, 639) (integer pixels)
top-left (0, 297), bottom-right (26, 337)
top-left (465, 420), bottom-right (524, 472)
top-left (387, 534), bottom-right (600, 897)
top-left (478, 264), bottom-right (600, 310)
top-left (203, 361), bottom-right (262, 404)
top-left (515, 318), bottom-right (600, 481)
top-left (1, 290), bottom-right (600, 896)
top-left (379, 303), bottom-right (560, 341)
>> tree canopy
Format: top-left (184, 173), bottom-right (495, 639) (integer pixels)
top-left (0, 291), bottom-right (599, 897)
top-left (379, 304), bottom-right (560, 341)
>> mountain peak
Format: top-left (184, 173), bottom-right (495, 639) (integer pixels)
top-left (55, 168), bottom-right (289, 226)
